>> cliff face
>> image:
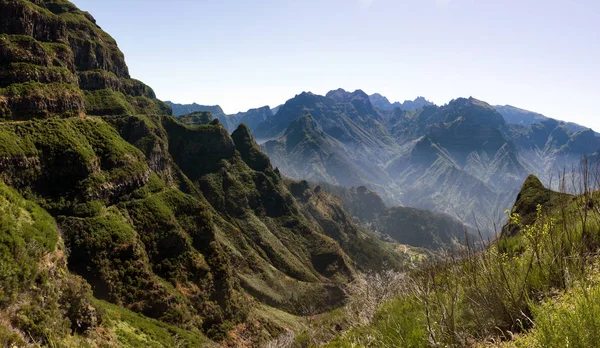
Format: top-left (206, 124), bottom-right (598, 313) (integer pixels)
top-left (0, 0), bottom-right (170, 120)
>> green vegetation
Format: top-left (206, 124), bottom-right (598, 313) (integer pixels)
top-left (322, 174), bottom-right (600, 347)
top-left (177, 111), bottom-right (214, 126)
top-left (232, 123), bottom-right (273, 172)
top-left (0, 180), bottom-right (102, 346)
top-left (0, 62), bottom-right (76, 86)
top-left (84, 89), bottom-right (170, 116)
top-left (0, 181), bottom-right (57, 305)
top-left (96, 300), bottom-right (214, 347)
top-left (0, 117), bottom-right (149, 212)
top-left (0, 34), bottom-right (72, 68)
top-left (0, 81), bottom-right (84, 120)
top-left (327, 297), bottom-right (428, 348)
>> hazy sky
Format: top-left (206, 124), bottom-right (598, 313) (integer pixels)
top-left (71, 0), bottom-right (599, 130)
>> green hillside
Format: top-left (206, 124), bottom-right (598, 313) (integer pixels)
top-left (324, 174), bottom-right (600, 347)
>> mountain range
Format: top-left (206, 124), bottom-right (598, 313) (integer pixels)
top-left (195, 90), bottom-right (596, 233)
top-left (168, 91), bottom-right (599, 233)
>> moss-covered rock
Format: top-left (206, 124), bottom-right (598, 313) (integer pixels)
top-left (0, 81), bottom-right (84, 119)
top-left (0, 0), bottom-right (170, 120)
top-left (501, 174), bottom-right (571, 237)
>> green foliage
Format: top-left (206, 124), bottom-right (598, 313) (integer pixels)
top-left (0, 34), bottom-right (72, 69)
top-left (83, 89), bottom-right (136, 115)
top-left (177, 111), bottom-right (213, 126)
top-left (0, 117), bottom-right (149, 212)
top-left (83, 89), bottom-right (168, 116)
top-left (327, 297), bottom-right (427, 347)
top-left (97, 300), bottom-right (213, 347)
top-left (0, 324), bottom-right (26, 347)
top-left (0, 62), bottom-right (76, 86)
top-left (0, 81), bottom-right (83, 120)
top-left (325, 176), bottom-right (600, 346)
top-left (502, 175), bottom-right (569, 237)
top-left (0, 180), bottom-right (102, 346)
top-left (518, 273), bottom-right (600, 347)
top-left (0, 180), bottom-right (58, 305)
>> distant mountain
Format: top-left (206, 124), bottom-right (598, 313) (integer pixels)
top-left (165, 101), bottom-right (226, 118)
top-left (259, 89), bottom-right (401, 202)
top-left (369, 93), bottom-right (435, 111)
top-left (165, 101), bottom-right (272, 133)
top-left (260, 91), bottom-right (600, 234)
top-left (271, 105), bottom-right (282, 114)
top-left (317, 184), bottom-right (470, 249)
top-left (263, 114), bottom-right (390, 189)
top-left (225, 106), bottom-right (273, 134)
top-left (495, 105), bottom-right (597, 135)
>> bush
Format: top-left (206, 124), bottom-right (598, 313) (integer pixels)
top-left (525, 276), bottom-right (600, 347)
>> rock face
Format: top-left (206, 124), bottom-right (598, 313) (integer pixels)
top-left (165, 101), bottom-right (225, 117)
top-left (0, 0), bottom-right (170, 120)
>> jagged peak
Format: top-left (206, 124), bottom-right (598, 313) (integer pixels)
top-left (521, 174), bottom-right (545, 192)
top-left (448, 97), bottom-right (494, 109)
top-left (326, 88), bottom-right (370, 103)
top-left (232, 123), bottom-right (272, 172)
top-left (442, 97), bottom-right (505, 127)
top-left (232, 122), bottom-right (253, 141)
top-left (284, 113), bottom-right (322, 136)
top-left (502, 174), bottom-right (568, 237)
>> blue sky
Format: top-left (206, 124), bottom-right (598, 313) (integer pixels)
top-left (72, 0), bottom-right (599, 130)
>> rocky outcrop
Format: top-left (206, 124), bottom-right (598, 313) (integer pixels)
top-left (0, 0), bottom-right (169, 120)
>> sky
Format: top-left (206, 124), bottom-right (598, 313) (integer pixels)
top-left (71, 0), bottom-right (600, 130)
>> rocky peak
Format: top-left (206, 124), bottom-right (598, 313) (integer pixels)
top-left (231, 123), bottom-right (272, 172)
top-left (444, 97), bottom-right (506, 128)
top-left (165, 101), bottom-right (224, 117)
top-left (327, 88), bottom-right (371, 105)
top-left (369, 93), bottom-right (434, 111)
top-left (502, 174), bottom-right (568, 237)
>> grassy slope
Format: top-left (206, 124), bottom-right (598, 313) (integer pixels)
top-left (326, 174), bottom-right (600, 347)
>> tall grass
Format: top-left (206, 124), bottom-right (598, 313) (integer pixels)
top-left (327, 159), bottom-right (600, 347)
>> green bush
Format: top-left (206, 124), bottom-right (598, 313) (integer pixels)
top-left (523, 277), bottom-right (600, 347)
top-left (327, 297), bottom-right (427, 347)
top-left (0, 181), bottom-right (58, 305)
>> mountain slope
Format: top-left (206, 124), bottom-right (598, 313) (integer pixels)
top-left (263, 114), bottom-right (390, 189)
top-left (495, 105), bottom-right (597, 135)
top-left (317, 184), bottom-right (470, 249)
top-left (0, 0), bottom-right (170, 120)
top-left (0, 1), bottom-right (406, 346)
